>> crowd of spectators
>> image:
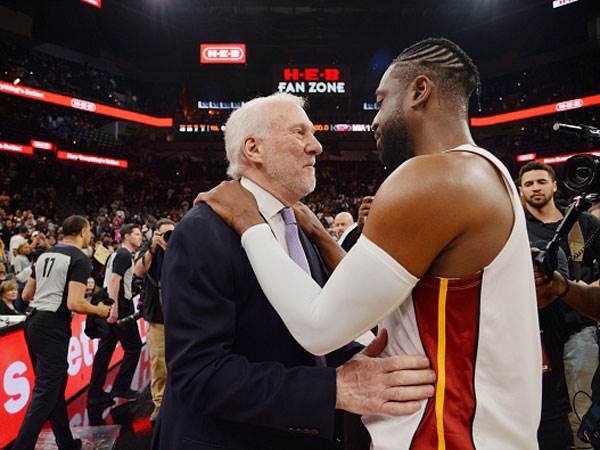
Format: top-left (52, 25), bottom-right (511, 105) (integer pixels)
top-left (478, 52), bottom-right (600, 116)
top-left (1, 29), bottom-right (599, 309)
top-left (0, 32), bottom-right (177, 116)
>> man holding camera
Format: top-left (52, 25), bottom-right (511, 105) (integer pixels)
top-left (134, 218), bottom-right (175, 423)
top-left (88, 223), bottom-right (143, 406)
top-left (520, 161), bottom-right (600, 448)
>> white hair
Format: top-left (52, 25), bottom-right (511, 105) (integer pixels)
top-left (224, 92), bottom-right (306, 179)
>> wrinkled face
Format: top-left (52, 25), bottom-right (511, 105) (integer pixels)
top-left (3, 289), bottom-right (17, 302)
top-left (127, 228), bottom-right (143, 250)
top-left (371, 65), bottom-right (411, 172)
top-left (259, 102), bottom-right (323, 200)
top-left (520, 170), bottom-right (557, 209)
top-left (334, 214), bottom-right (354, 238)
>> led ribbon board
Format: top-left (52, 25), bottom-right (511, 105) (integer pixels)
top-left (57, 151), bottom-right (128, 169)
top-left (0, 141), bottom-right (33, 155)
top-left (0, 81), bottom-right (173, 127)
top-left (470, 94), bottom-right (600, 127)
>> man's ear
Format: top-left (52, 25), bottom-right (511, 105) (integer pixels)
top-left (241, 136), bottom-right (263, 164)
top-left (410, 75), bottom-right (433, 109)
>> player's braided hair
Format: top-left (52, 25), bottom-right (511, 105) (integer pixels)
top-left (391, 38), bottom-right (482, 110)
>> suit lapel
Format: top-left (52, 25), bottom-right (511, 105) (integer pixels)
top-left (297, 228), bottom-right (329, 287)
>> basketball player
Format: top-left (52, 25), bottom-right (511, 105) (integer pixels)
top-left (197, 38), bottom-right (542, 449)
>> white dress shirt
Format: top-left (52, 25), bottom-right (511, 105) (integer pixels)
top-left (240, 177), bottom-right (289, 255)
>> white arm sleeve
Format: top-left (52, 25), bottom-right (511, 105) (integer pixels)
top-left (241, 224), bottom-right (419, 355)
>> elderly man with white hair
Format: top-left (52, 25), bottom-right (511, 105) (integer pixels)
top-left (153, 92), bottom-right (435, 450)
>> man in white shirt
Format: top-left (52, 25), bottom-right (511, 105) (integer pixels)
top-left (155, 92), bottom-right (435, 450)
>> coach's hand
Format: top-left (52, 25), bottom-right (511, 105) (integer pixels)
top-left (335, 329), bottom-right (435, 416)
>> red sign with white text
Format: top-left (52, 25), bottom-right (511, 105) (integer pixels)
top-left (516, 153), bottom-right (537, 162)
top-left (539, 150), bottom-right (600, 165)
top-left (0, 315), bottom-right (147, 448)
top-left (470, 94), bottom-right (600, 127)
top-left (57, 151), bottom-right (129, 169)
top-left (0, 141), bottom-right (33, 155)
top-left (81, 0), bottom-right (102, 8)
top-left (200, 44), bottom-right (247, 64)
top-left (30, 140), bottom-right (56, 151)
top-left (0, 81), bottom-right (172, 127)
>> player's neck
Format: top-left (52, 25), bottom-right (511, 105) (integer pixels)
top-left (411, 115), bottom-right (475, 157)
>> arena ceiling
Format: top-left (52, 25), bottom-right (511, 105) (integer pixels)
top-left (3, 0), bottom-right (598, 79)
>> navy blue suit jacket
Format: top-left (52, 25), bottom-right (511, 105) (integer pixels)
top-left (155, 205), bottom-right (362, 450)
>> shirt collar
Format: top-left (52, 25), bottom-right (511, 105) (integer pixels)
top-left (240, 177), bottom-right (286, 221)
top-left (338, 222), bottom-right (358, 243)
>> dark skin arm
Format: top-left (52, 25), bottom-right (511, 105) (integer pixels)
top-left (195, 152), bottom-right (513, 280)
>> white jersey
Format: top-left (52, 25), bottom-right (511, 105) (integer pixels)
top-left (363, 145), bottom-right (542, 449)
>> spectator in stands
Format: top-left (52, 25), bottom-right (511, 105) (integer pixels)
top-left (13, 242), bottom-right (31, 273)
top-left (0, 279), bottom-right (22, 315)
top-left (8, 225), bottom-right (28, 266)
top-left (0, 262), bottom-right (9, 283)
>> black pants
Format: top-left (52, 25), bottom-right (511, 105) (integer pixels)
top-left (538, 414), bottom-right (575, 450)
top-left (13, 311), bottom-right (75, 450)
top-left (88, 302), bottom-right (142, 398)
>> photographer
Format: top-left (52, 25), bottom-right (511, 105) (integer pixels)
top-left (520, 161), bottom-right (600, 448)
top-left (134, 218), bottom-right (174, 424)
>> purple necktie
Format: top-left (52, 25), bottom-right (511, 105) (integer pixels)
top-left (281, 207), bottom-right (311, 275)
top-left (281, 207), bottom-right (327, 366)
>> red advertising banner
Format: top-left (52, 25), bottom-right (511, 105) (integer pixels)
top-left (539, 150), bottom-right (600, 165)
top-left (0, 315), bottom-right (147, 448)
top-left (30, 139), bottom-right (56, 151)
top-left (0, 141), bottom-right (33, 155)
top-left (470, 94), bottom-right (600, 127)
top-left (200, 44), bottom-right (247, 64)
top-left (516, 152), bottom-right (537, 162)
top-left (0, 81), bottom-right (172, 127)
top-left (57, 151), bottom-right (128, 169)
top-left (81, 0), bottom-right (102, 7)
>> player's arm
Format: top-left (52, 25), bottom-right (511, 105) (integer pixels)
top-left (21, 278), bottom-right (36, 302)
top-left (207, 158), bottom-right (466, 354)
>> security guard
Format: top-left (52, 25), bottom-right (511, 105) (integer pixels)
top-left (12, 215), bottom-right (110, 450)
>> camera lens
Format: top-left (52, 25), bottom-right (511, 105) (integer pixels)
top-left (162, 230), bottom-right (173, 243)
top-left (563, 155), bottom-right (600, 194)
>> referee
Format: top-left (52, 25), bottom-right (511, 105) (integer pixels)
top-left (12, 216), bottom-right (111, 450)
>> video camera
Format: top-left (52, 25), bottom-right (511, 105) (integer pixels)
top-left (534, 125), bottom-right (600, 276)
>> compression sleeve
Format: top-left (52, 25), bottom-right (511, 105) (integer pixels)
top-left (241, 224), bottom-right (419, 355)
